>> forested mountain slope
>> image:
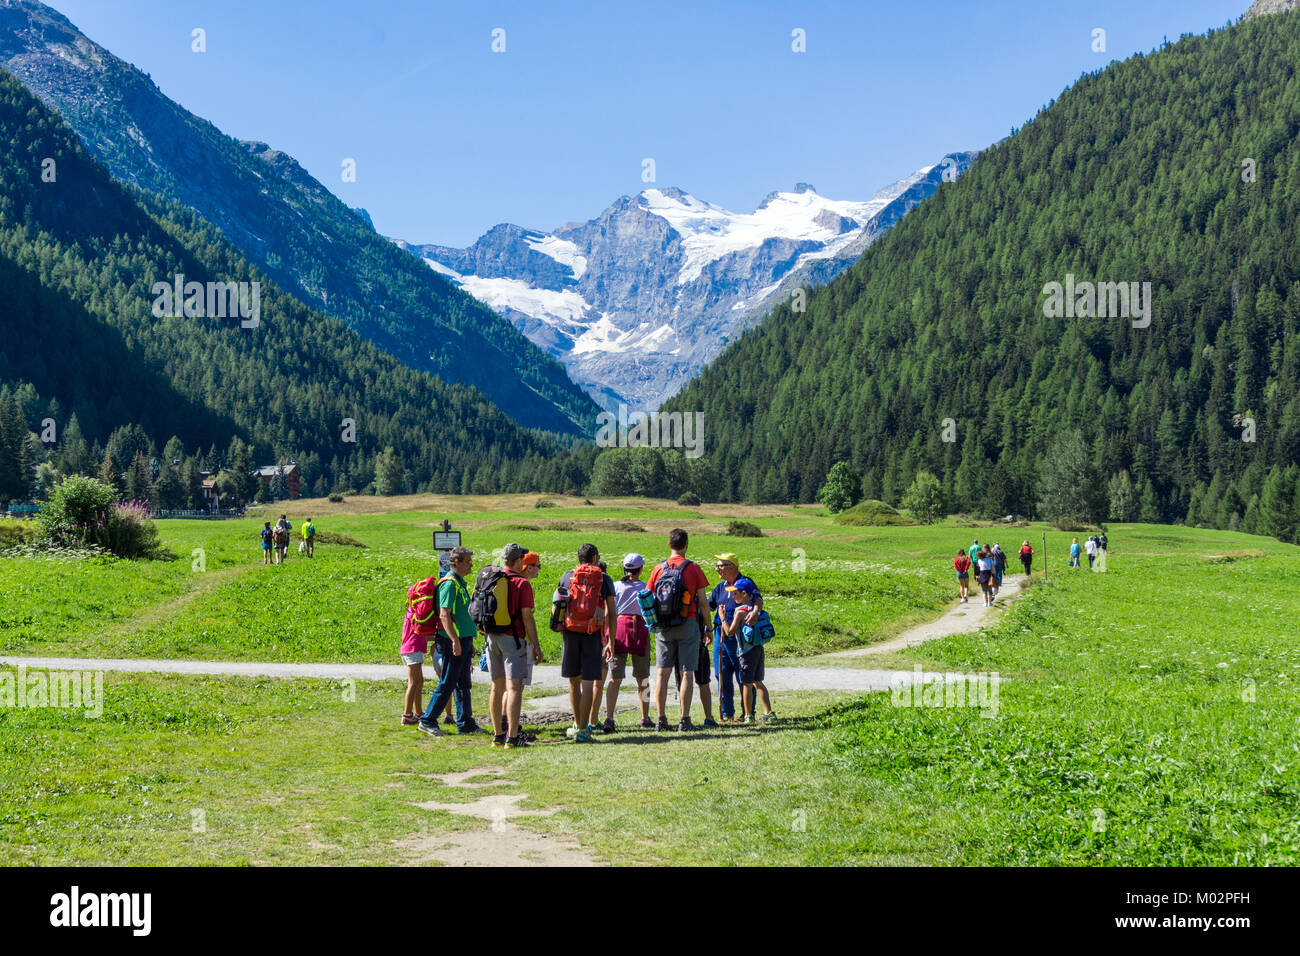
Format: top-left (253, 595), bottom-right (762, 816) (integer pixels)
top-left (0, 67), bottom-right (587, 497)
top-left (663, 11), bottom-right (1300, 533)
top-left (0, 0), bottom-right (597, 435)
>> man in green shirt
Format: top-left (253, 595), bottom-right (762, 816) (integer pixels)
top-left (418, 547), bottom-right (486, 736)
top-left (968, 539), bottom-right (980, 568)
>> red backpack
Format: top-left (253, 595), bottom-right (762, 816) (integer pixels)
top-left (407, 576), bottom-right (442, 638)
top-left (563, 564), bottom-right (606, 634)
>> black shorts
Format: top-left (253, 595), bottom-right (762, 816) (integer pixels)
top-left (739, 645), bottom-right (765, 684)
top-left (675, 633), bottom-right (711, 685)
top-left (561, 629), bottom-right (603, 681)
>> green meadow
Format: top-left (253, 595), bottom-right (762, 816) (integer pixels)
top-left (1, 495), bottom-right (1297, 865)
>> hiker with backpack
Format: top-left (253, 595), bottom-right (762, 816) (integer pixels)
top-left (1019, 540), bottom-right (1033, 576)
top-left (261, 521), bottom-right (274, 565)
top-left (557, 545), bottom-right (617, 742)
top-left (476, 543), bottom-right (544, 750)
top-left (416, 546), bottom-right (486, 737)
top-left (976, 546), bottom-right (996, 607)
top-left (720, 585), bottom-right (775, 722)
top-left (274, 515), bottom-right (291, 563)
top-left (991, 543), bottom-right (1006, 596)
top-left (602, 553), bottom-right (654, 730)
top-left (1069, 537), bottom-right (1081, 569)
top-left (953, 549), bottom-right (971, 603)
top-left (708, 553), bottom-right (762, 722)
top-left (302, 517), bottom-right (316, 557)
top-left (400, 593), bottom-right (427, 726)
top-left (646, 528), bottom-right (711, 732)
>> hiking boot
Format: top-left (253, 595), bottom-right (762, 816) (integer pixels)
top-left (601, 718), bottom-right (616, 734)
top-left (504, 735), bottom-right (529, 749)
top-left (417, 721), bottom-right (444, 737)
top-left (742, 715), bottom-right (756, 725)
top-left (574, 728), bottom-right (595, 743)
top-left (655, 717), bottom-right (671, 732)
top-left (702, 718), bottom-right (719, 728)
top-left (678, 719), bottom-right (695, 732)
top-left (520, 730), bottom-right (537, 742)
top-left (401, 714), bottom-right (419, 726)
top-left (760, 711), bottom-right (777, 722)
top-left (639, 717), bottom-right (654, 729)
top-left (459, 723), bottom-right (490, 734)
top-left (491, 734), bottom-right (507, 749)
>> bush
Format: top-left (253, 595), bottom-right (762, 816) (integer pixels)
top-left (328, 493), bottom-right (344, 503)
top-left (314, 530), bottom-right (367, 548)
top-left (0, 517), bottom-right (35, 549)
top-left (36, 476), bottom-right (166, 558)
top-left (534, 498), bottom-right (557, 509)
top-left (725, 520), bottom-right (763, 538)
top-left (677, 492), bottom-right (702, 506)
top-left (832, 500), bottom-right (916, 527)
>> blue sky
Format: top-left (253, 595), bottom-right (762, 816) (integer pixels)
top-left (46, 0), bottom-right (1246, 246)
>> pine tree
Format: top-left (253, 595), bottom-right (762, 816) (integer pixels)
top-left (98, 449), bottom-right (123, 497)
top-left (1107, 470), bottom-right (1138, 522)
top-left (124, 452), bottom-right (153, 504)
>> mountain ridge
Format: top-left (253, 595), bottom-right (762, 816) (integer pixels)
top-left (0, 0), bottom-right (598, 435)
top-left (398, 153), bottom-right (976, 410)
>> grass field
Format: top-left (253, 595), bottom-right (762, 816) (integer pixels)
top-left (2, 495), bottom-right (1298, 865)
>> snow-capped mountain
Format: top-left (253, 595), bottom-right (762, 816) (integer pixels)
top-left (397, 153), bottom-right (977, 409)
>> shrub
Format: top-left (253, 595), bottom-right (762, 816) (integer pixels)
top-left (535, 498), bottom-right (557, 509)
top-left (328, 493), bottom-right (345, 503)
top-left (36, 476), bottom-right (165, 558)
top-left (314, 530), bottom-right (367, 548)
top-left (725, 520), bottom-right (763, 538)
top-left (0, 517), bottom-right (35, 549)
top-left (677, 492), bottom-right (702, 506)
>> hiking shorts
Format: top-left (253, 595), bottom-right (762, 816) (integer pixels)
top-left (561, 628), bottom-right (603, 681)
top-left (656, 618), bottom-right (700, 672)
top-left (739, 645), bottom-right (765, 684)
top-left (609, 650), bottom-right (650, 681)
top-left (486, 633), bottom-right (529, 681)
top-left (400, 651), bottom-right (424, 666)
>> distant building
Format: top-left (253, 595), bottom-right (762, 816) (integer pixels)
top-left (256, 464), bottom-right (300, 500)
top-left (199, 473), bottom-right (221, 512)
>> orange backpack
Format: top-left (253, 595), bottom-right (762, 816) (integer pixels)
top-left (562, 564), bottom-right (606, 634)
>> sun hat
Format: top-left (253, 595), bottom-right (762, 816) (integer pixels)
top-left (713, 552), bottom-right (739, 565)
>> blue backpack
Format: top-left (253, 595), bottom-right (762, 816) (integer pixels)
top-left (740, 610), bottom-right (776, 652)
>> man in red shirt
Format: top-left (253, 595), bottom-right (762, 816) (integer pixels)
top-left (647, 528), bottom-right (710, 731)
top-left (486, 543), bottom-right (544, 749)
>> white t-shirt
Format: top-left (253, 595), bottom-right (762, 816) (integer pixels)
top-left (612, 577), bottom-right (644, 615)
top-left (1085, 539), bottom-right (1097, 555)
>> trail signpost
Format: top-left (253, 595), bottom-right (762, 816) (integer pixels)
top-left (434, 526), bottom-right (460, 576)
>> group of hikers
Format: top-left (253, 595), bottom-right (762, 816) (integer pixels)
top-left (1069, 533), bottom-right (1108, 570)
top-left (399, 529), bottom-right (777, 750)
top-left (953, 538), bottom-right (1023, 606)
top-left (953, 532), bottom-right (1111, 604)
top-left (259, 514), bottom-right (315, 564)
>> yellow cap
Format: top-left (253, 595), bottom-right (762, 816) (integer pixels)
top-left (713, 552), bottom-right (739, 566)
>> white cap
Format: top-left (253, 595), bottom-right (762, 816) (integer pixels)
top-left (622, 552), bottom-right (645, 570)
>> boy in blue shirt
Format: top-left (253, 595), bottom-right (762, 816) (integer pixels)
top-left (708, 553), bottom-right (762, 723)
